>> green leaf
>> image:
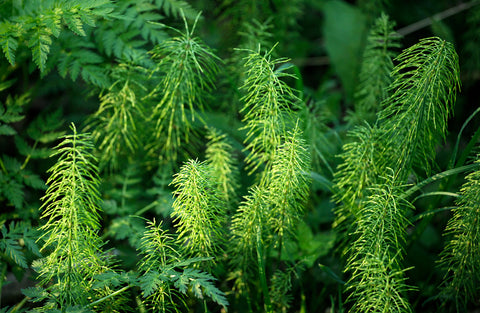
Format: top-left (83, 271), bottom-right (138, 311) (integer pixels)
top-left (28, 28), bottom-right (52, 72)
top-left (21, 170), bottom-right (46, 190)
top-left (0, 124), bottom-right (16, 136)
top-left (323, 0), bottom-right (367, 101)
top-left (0, 35), bottom-right (18, 65)
top-left (1, 222), bottom-right (27, 268)
top-left (63, 12), bottom-right (86, 36)
top-left (2, 177), bottom-right (24, 209)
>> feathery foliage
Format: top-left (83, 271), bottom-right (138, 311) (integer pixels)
top-left (148, 14), bottom-right (220, 162)
top-left (35, 123), bottom-right (111, 308)
top-left (349, 13), bottom-right (400, 125)
top-left (137, 219), bottom-right (228, 311)
top-left (378, 37), bottom-right (460, 175)
top-left (170, 159), bottom-right (226, 263)
top-left (345, 172), bottom-right (413, 313)
top-left (205, 127), bottom-right (239, 208)
top-left (88, 79), bottom-right (147, 171)
top-left (438, 157), bottom-right (480, 309)
top-left (264, 123), bottom-right (311, 242)
top-left (239, 45), bottom-right (299, 174)
top-left (3, 1), bottom-right (480, 312)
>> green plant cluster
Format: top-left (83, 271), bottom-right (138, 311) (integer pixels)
top-left (1, 0), bottom-right (480, 312)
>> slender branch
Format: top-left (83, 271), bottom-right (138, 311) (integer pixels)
top-left (397, 1), bottom-right (480, 36)
top-left (86, 285), bottom-right (131, 308)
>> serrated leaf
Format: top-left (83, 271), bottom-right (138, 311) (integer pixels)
top-left (139, 271), bottom-right (162, 297)
top-left (63, 12), bottom-right (86, 36)
top-left (29, 28), bottom-right (52, 72)
top-left (22, 171), bottom-right (46, 190)
top-left (81, 65), bottom-right (110, 88)
top-left (44, 14), bottom-right (62, 38)
top-left (0, 35), bottom-right (18, 65)
top-left (1, 225), bottom-right (27, 268)
top-left (14, 136), bottom-right (31, 156)
top-left (2, 155), bottom-right (21, 172)
top-left (0, 124), bottom-right (16, 135)
top-left (22, 286), bottom-right (49, 302)
top-left (3, 178), bottom-right (24, 209)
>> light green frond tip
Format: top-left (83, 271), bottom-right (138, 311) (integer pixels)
top-left (37, 123), bottom-right (109, 307)
top-left (170, 159), bottom-right (226, 262)
top-left (438, 156), bottom-right (480, 308)
top-left (239, 44), bottom-right (300, 174)
top-left (378, 36), bottom-right (460, 174)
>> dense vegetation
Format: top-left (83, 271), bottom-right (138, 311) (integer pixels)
top-left (1, 0), bottom-right (480, 312)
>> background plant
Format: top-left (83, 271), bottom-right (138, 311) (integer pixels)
top-left (1, 0), bottom-right (480, 312)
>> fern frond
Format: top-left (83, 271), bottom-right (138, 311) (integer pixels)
top-left (154, 0), bottom-right (198, 20)
top-left (239, 45), bottom-right (299, 174)
top-left (170, 159), bottom-right (226, 262)
top-left (378, 37), bottom-right (460, 174)
top-left (0, 33), bottom-right (19, 66)
top-left (147, 14), bottom-right (220, 162)
top-left (37, 123), bottom-right (109, 307)
top-left (28, 27), bottom-right (52, 73)
top-left (348, 13), bottom-right (400, 125)
top-left (438, 156), bottom-right (480, 308)
top-left (0, 0), bottom-right (114, 72)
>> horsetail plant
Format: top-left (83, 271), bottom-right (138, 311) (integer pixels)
top-left (438, 156), bottom-right (480, 310)
top-left (147, 13), bottom-right (220, 163)
top-left (239, 45), bottom-right (300, 175)
top-left (137, 219), bottom-right (228, 312)
top-left (29, 124), bottom-right (116, 309)
top-left (335, 36), bottom-right (461, 312)
top-left (170, 159), bottom-right (227, 265)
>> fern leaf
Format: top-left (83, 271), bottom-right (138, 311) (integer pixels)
top-left (173, 268), bottom-right (228, 309)
top-left (0, 222), bottom-right (27, 268)
top-left (28, 27), bottom-right (52, 73)
top-left (0, 35), bottom-right (18, 65)
top-left (155, 0), bottom-right (198, 20)
top-left (63, 11), bottom-right (87, 36)
top-left (1, 172), bottom-right (24, 209)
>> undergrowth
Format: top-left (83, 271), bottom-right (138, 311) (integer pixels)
top-left (1, 0), bottom-right (480, 312)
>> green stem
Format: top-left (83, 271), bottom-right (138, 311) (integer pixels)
top-left (134, 200), bottom-right (160, 216)
top-left (456, 123), bottom-right (480, 168)
top-left (21, 140), bottom-right (38, 170)
top-left (0, 157), bottom-right (7, 175)
top-left (403, 164), bottom-right (478, 199)
top-left (256, 228), bottom-right (272, 313)
top-left (10, 296), bottom-right (28, 313)
top-left (86, 285), bottom-right (131, 308)
top-left (0, 262), bottom-right (6, 308)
